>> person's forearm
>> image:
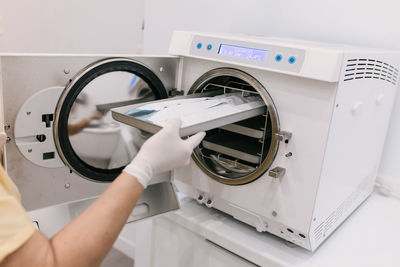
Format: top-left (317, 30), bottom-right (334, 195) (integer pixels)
top-left (2, 172), bottom-right (144, 267)
top-left (68, 118), bottom-right (89, 136)
top-left (50, 172), bottom-right (144, 267)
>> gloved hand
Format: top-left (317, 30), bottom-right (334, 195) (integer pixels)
top-left (123, 118), bottom-right (206, 188)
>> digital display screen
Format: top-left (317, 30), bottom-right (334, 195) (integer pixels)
top-left (218, 44), bottom-right (268, 62)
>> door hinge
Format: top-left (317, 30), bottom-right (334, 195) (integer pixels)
top-left (168, 88), bottom-right (184, 97)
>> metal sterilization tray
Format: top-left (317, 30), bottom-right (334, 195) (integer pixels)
top-left (111, 92), bottom-right (266, 137)
top-left (201, 131), bottom-right (263, 164)
top-left (202, 141), bottom-right (260, 164)
top-left (219, 116), bottom-right (265, 138)
top-left (219, 123), bottom-right (264, 139)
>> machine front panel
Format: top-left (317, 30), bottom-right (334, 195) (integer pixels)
top-left (173, 57), bottom-right (338, 250)
top-left (189, 35), bottom-right (305, 74)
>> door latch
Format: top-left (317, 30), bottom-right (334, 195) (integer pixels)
top-left (268, 167), bottom-right (286, 178)
top-left (275, 131), bottom-right (292, 144)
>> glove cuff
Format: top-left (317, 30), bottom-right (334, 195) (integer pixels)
top-left (123, 158), bottom-right (153, 189)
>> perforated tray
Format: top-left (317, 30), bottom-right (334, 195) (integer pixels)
top-left (111, 92), bottom-right (266, 137)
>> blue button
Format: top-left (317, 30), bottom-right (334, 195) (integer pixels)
top-left (275, 54), bottom-right (282, 62)
top-left (207, 44), bottom-right (212, 50)
top-left (288, 56), bottom-right (296, 64)
top-left (197, 43), bottom-right (202, 49)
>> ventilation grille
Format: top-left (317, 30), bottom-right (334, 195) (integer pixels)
top-left (313, 177), bottom-right (370, 243)
top-left (344, 58), bottom-right (399, 85)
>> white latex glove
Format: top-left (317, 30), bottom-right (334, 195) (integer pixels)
top-left (123, 118), bottom-right (206, 188)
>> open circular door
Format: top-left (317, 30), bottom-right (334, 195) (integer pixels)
top-left (54, 58), bottom-right (168, 182)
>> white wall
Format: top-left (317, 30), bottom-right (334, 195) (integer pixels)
top-left (144, 0), bottom-right (400, 192)
top-left (143, 0), bottom-right (234, 54)
top-left (0, 0), bottom-right (145, 54)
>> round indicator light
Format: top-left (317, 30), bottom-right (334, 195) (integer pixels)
top-left (207, 44), bottom-right (212, 50)
top-left (197, 43), bottom-right (202, 49)
top-left (275, 54), bottom-right (282, 62)
top-left (288, 56), bottom-right (296, 64)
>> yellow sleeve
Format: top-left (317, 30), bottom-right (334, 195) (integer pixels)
top-left (0, 168), bottom-right (36, 262)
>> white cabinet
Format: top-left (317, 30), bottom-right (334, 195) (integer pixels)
top-left (149, 216), bottom-right (257, 267)
top-left (135, 194), bottom-right (400, 267)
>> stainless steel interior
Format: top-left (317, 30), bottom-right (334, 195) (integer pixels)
top-left (188, 68), bottom-right (279, 185)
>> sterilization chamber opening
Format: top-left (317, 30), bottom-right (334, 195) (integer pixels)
top-left (188, 68), bottom-right (280, 185)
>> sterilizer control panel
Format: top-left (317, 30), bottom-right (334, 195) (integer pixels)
top-left (190, 35), bottom-right (305, 73)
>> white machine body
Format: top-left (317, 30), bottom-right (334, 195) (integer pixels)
top-left (1, 31), bottom-right (399, 252)
top-left (169, 32), bottom-right (400, 251)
